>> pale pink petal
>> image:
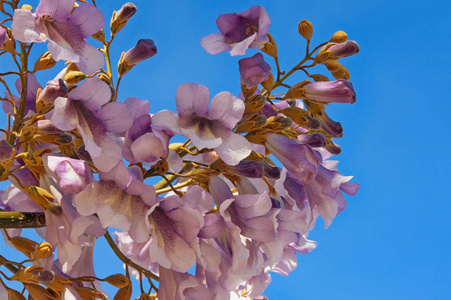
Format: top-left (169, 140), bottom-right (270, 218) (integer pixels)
top-left (12, 9), bottom-right (46, 43)
top-left (51, 97), bottom-right (78, 131)
top-left (69, 78), bottom-right (110, 110)
top-left (214, 131), bottom-right (251, 166)
top-left (36, 0), bottom-right (74, 21)
top-left (208, 91), bottom-right (244, 129)
top-left (96, 102), bottom-right (133, 133)
top-left (230, 33), bottom-right (256, 56)
top-left (75, 42), bottom-right (105, 74)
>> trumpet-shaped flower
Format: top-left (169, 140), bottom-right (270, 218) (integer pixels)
top-left (12, 0), bottom-right (105, 74)
top-left (50, 77), bottom-right (133, 172)
top-left (201, 5), bottom-right (271, 56)
top-left (152, 83), bottom-right (251, 166)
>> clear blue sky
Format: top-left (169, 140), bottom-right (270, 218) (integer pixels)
top-left (1, 0), bottom-right (450, 299)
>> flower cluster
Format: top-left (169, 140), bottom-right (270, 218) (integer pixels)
top-left (0, 2), bottom-right (359, 299)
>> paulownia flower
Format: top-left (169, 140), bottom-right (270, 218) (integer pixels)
top-left (12, 0), bottom-right (105, 74)
top-left (201, 5), bottom-right (271, 56)
top-left (50, 77), bottom-right (133, 172)
top-left (239, 53), bottom-right (271, 88)
top-left (75, 162), bottom-right (155, 243)
top-left (153, 83), bottom-right (251, 166)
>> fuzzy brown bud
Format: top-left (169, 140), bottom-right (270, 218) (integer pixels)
top-left (261, 33), bottom-right (277, 58)
top-left (331, 30), bottom-right (347, 43)
top-left (332, 64), bottom-right (351, 80)
top-left (104, 274), bottom-right (130, 288)
top-left (310, 74), bottom-right (330, 82)
top-left (63, 71), bottom-right (86, 84)
top-left (261, 72), bottom-right (274, 94)
top-left (33, 51), bottom-right (56, 72)
top-left (298, 20), bottom-right (313, 40)
top-left (283, 81), bottom-right (310, 99)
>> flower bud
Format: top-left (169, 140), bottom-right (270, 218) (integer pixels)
top-left (111, 3), bottom-right (137, 35)
top-left (9, 236), bottom-right (38, 258)
top-left (261, 33), bottom-right (277, 58)
top-left (283, 81), bottom-right (310, 99)
top-left (332, 64), bottom-right (351, 80)
top-left (114, 284), bottom-right (133, 300)
top-left (325, 138), bottom-right (341, 154)
top-left (331, 30), bottom-right (347, 43)
top-left (298, 20), bottom-right (313, 40)
top-left (244, 95), bottom-right (266, 115)
top-left (241, 84), bottom-right (258, 100)
top-left (328, 40), bottom-right (359, 59)
top-left (303, 79), bottom-right (356, 104)
top-left (25, 283), bottom-right (55, 300)
top-left (91, 29), bottom-right (106, 43)
top-left (33, 242), bottom-right (52, 260)
top-left (7, 288), bottom-right (27, 300)
top-left (119, 39), bottom-right (157, 75)
top-left (261, 72), bottom-right (274, 93)
top-left (3, 29), bottom-right (15, 54)
top-left (298, 132), bottom-right (327, 147)
top-left (74, 287), bottom-right (106, 300)
top-left (20, 4), bottom-right (33, 11)
top-left (316, 110), bottom-right (343, 138)
top-left (310, 74), bottom-right (330, 82)
top-left (63, 71), bottom-right (86, 84)
top-left (325, 60), bottom-right (340, 72)
top-left (24, 185), bottom-right (61, 214)
top-left (104, 274), bottom-right (130, 288)
top-left (29, 269), bottom-right (55, 284)
top-left (38, 79), bottom-right (67, 105)
top-left (33, 51), bottom-right (56, 72)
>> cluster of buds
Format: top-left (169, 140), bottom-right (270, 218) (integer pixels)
top-left (0, 2), bottom-right (359, 299)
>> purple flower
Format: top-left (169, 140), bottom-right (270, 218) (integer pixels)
top-left (304, 79), bottom-right (356, 104)
top-left (74, 162), bottom-right (156, 243)
top-left (11, 0), bottom-right (105, 74)
top-left (201, 5), bottom-right (271, 56)
top-left (265, 133), bottom-right (321, 182)
top-left (50, 77), bottom-right (133, 172)
top-left (38, 79), bottom-right (67, 106)
top-left (152, 83), bottom-right (251, 166)
top-left (239, 53), bottom-right (271, 88)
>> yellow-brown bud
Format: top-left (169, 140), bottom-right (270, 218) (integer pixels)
top-left (91, 29), bottom-right (106, 44)
top-left (244, 95), bottom-right (266, 115)
top-left (261, 33), bottom-right (277, 58)
top-left (298, 20), bottom-right (313, 40)
top-left (114, 284), bottom-right (133, 300)
top-left (20, 4), bottom-right (33, 11)
top-left (9, 236), bottom-right (38, 258)
top-left (104, 274), bottom-right (130, 288)
top-left (325, 60), bottom-right (340, 72)
top-left (24, 185), bottom-right (61, 214)
top-left (241, 84), bottom-right (257, 100)
top-left (245, 132), bottom-right (267, 144)
top-left (331, 64), bottom-right (351, 80)
top-left (283, 81), bottom-right (310, 99)
top-left (24, 284), bottom-right (55, 300)
top-left (313, 45), bottom-right (331, 64)
top-left (7, 288), bottom-right (27, 300)
top-left (310, 74), bottom-right (330, 82)
top-left (63, 71), bottom-right (86, 84)
top-left (74, 287), bottom-right (105, 300)
top-left (331, 30), bottom-right (347, 43)
top-left (235, 114), bottom-right (267, 133)
top-left (261, 72), bottom-right (274, 94)
top-left (33, 52), bottom-right (56, 72)
top-left (33, 242), bottom-right (52, 260)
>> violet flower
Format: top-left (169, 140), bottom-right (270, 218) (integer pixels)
top-left (123, 39), bottom-right (157, 66)
top-left (50, 77), bottom-right (133, 172)
top-left (265, 133), bottom-right (321, 182)
top-left (12, 0), bottom-right (105, 74)
top-left (201, 5), bottom-right (271, 56)
top-left (303, 79), bottom-right (356, 104)
top-left (152, 83), bottom-right (251, 166)
top-left (38, 79), bottom-right (67, 106)
top-left (239, 53), bottom-right (271, 88)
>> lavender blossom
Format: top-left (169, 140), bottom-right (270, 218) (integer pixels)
top-left (201, 6), bottom-right (271, 56)
top-left (0, 27), bottom-right (7, 47)
top-left (152, 83), bottom-right (251, 165)
top-left (328, 41), bottom-right (360, 59)
top-left (50, 77), bottom-right (133, 172)
top-left (11, 0), bottom-right (105, 74)
top-left (239, 53), bottom-right (271, 88)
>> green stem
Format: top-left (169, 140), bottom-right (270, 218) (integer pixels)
top-left (0, 212), bottom-right (46, 228)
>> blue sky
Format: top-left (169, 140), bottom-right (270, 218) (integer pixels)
top-left (1, 0), bottom-right (450, 299)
